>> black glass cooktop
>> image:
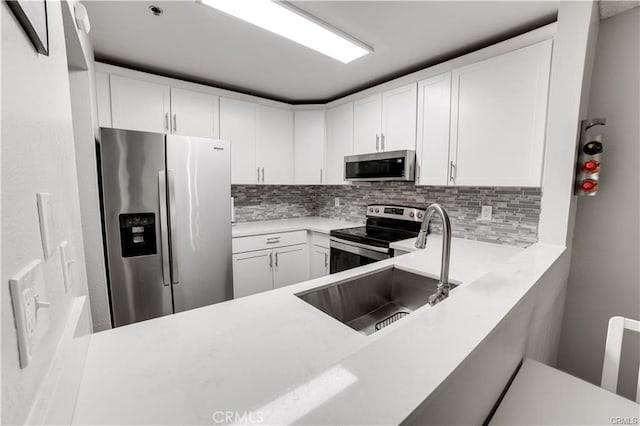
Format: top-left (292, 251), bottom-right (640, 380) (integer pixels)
top-left (330, 225), bottom-right (420, 249)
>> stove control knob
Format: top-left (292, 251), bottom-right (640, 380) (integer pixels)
top-left (417, 212), bottom-right (423, 219)
top-left (368, 207), bottom-right (373, 213)
top-left (409, 212), bottom-right (415, 218)
top-left (375, 208), bottom-right (380, 213)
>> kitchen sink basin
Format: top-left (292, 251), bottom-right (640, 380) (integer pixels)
top-left (296, 267), bottom-right (458, 335)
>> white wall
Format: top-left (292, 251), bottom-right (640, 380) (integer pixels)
top-left (558, 6), bottom-right (640, 401)
top-left (62, 0), bottom-right (112, 331)
top-left (1, 1), bottom-right (91, 423)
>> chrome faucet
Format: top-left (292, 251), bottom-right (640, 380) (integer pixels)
top-left (415, 203), bottom-right (452, 306)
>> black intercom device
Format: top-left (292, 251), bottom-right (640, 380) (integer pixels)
top-left (119, 213), bottom-right (157, 258)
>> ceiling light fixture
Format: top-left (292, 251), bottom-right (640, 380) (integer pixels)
top-left (199, 0), bottom-right (372, 64)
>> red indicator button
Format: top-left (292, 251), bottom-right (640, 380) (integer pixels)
top-left (582, 160), bottom-right (600, 173)
top-left (580, 179), bottom-right (598, 192)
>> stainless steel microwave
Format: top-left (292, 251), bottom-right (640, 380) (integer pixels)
top-left (344, 150), bottom-right (416, 182)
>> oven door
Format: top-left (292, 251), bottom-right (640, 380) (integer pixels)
top-left (330, 237), bottom-right (390, 274)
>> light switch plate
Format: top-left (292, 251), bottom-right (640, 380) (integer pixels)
top-left (9, 260), bottom-right (50, 368)
top-left (37, 193), bottom-right (56, 259)
top-left (59, 241), bottom-right (72, 293)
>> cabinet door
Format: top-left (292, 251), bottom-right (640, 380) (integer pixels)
top-left (294, 110), bottom-right (326, 184)
top-left (220, 98), bottom-right (258, 184)
top-left (110, 74), bottom-right (170, 133)
top-left (450, 40), bottom-right (552, 186)
top-left (257, 105), bottom-right (294, 184)
top-left (273, 245), bottom-right (308, 288)
top-left (353, 94), bottom-right (382, 154)
top-left (416, 73), bottom-right (452, 186)
top-left (309, 245), bottom-right (330, 279)
top-left (170, 88), bottom-right (219, 138)
top-left (382, 83), bottom-right (417, 152)
top-left (325, 102), bottom-right (353, 184)
top-left (232, 249), bottom-right (273, 298)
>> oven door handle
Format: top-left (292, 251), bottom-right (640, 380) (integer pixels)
top-left (330, 238), bottom-right (390, 261)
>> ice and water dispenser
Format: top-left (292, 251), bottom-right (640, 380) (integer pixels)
top-left (119, 213), bottom-right (157, 257)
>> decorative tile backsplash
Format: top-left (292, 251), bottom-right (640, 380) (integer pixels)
top-left (232, 183), bottom-right (542, 247)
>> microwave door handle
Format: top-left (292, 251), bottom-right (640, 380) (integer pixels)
top-left (158, 171), bottom-right (171, 286)
top-left (167, 170), bottom-right (180, 285)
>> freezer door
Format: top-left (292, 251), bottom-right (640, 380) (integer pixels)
top-left (100, 128), bottom-right (173, 326)
top-left (166, 136), bottom-right (233, 312)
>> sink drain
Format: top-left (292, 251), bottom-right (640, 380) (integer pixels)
top-left (375, 311), bottom-right (410, 331)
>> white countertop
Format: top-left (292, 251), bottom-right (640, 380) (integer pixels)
top-left (232, 217), bottom-right (361, 238)
top-left (71, 228), bottom-right (565, 425)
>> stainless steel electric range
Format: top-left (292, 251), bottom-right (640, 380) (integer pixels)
top-left (329, 204), bottom-right (426, 274)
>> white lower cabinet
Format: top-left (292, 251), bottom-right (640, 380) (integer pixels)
top-left (273, 245), bottom-right (308, 288)
top-left (232, 232), bottom-right (309, 298)
top-left (232, 249), bottom-right (274, 298)
top-left (310, 245), bottom-right (330, 279)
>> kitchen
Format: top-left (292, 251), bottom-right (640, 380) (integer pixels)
top-left (2, 1), bottom-right (639, 425)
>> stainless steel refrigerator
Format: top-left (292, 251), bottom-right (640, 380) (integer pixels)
top-left (99, 128), bottom-right (232, 327)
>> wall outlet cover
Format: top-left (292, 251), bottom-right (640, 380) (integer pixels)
top-left (37, 193), bottom-right (57, 259)
top-left (480, 205), bottom-right (493, 221)
top-left (9, 259), bottom-right (50, 368)
top-left (334, 197), bottom-right (340, 207)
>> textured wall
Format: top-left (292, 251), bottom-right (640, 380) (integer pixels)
top-left (2, 2), bottom-right (90, 423)
top-left (232, 183), bottom-right (541, 247)
top-left (558, 6), bottom-right (640, 401)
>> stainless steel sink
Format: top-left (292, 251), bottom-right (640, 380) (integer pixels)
top-left (296, 267), bottom-right (458, 335)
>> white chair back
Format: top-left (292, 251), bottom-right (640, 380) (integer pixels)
top-left (601, 316), bottom-right (640, 403)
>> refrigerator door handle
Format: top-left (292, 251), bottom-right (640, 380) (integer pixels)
top-left (167, 169), bottom-right (180, 285)
top-left (158, 171), bottom-right (171, 286)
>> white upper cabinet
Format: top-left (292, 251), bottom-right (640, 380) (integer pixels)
top-left (170, 88), bottom-right (219, 138)
top-left (353, 83), bottom-right (417, 155)
top-left (353, 94), bottom-right (382, 154)
top-left (220, 97), bottom-right (258, 184)
top-left (416, 73), bottom-right (452, 186)
top-left (381, 83), bottom-right (418, 152)
top-left (257, 105), bottom-right (294, 184)
top-left (449, 40), bottom-right (552, 187)
top-left (294, 110), bottom-right (326, 184)
top-left (110, 74), bottom-right (170, 134)
top-left (325, 102), bottom-right (354, 184)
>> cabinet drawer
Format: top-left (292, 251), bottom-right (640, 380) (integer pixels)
top-left (309, 231), bottom-right (330, 248)
top-left (233, 230), bottom-right (307, 253)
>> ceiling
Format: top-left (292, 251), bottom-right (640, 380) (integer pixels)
top-left (85, 1), bottom-right (559, 103)
top-left (599, 0), bottom-right (639, 19)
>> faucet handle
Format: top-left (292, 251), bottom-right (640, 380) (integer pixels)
top-left (415, 230), bottom-right (428, 249)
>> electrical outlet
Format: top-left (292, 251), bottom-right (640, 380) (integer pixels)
top-left (9, 259), bottom-right (50, 368)
top-left (480, 205), bottom-right (493, 221)
top-left (334, 197), bottom-right (340, 207)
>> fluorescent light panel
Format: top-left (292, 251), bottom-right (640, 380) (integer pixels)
top-left (201, 0), bottom-right (371, 63)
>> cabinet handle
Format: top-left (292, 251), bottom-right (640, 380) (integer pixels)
top-left (164, 113), bottom-right (169, 131)
top-left (376, 134), bottom-right (380, 151)
top-left (266, 237), bottom-right (280, 244)
top-left (449, 161), bottom-right (456, 182)
top-left (261, 167), bottom-right (265, 182)
top-left (257, 167), bottom-right (260, 182)
top-left (275, 252), bottom-right (278, 267)
top-left (324, 252), bottom-right (328, 268)
top-left (381, 133), bottom-right (385, 151)
top-left (172, 114), bottom-right (177, 132)
top-left (320, 169), bottom-right (323, 183)
top-left (416, 165), bottom-right (420, 184)
top-left (269, 252), bottom-right (273, 268)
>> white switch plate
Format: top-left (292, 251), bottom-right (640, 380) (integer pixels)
top-left (480, 205), bottom-right (493, 221)
top-left (59, 241), bottom-right (72, 293)
top-left (334, 197), bottom-right (340, 207)
top-left (9, 260), bottom-right (50, 368)
top-left (37, 193), bottom-right (56, 259)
